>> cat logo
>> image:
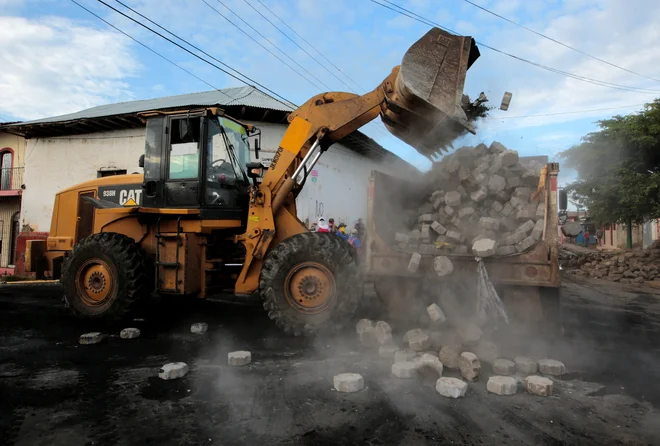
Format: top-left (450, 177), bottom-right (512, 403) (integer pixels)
top-left (123, 197), bottom-right (138, 206)
top-left (98, 184), bottom-right (143, 207)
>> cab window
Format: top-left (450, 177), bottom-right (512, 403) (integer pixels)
top-left (169, 117), bottom-right (201, 180)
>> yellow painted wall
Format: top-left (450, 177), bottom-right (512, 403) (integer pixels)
top-left (0, 132), bottom-right (26, 267)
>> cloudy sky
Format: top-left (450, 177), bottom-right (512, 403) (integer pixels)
top-left (1, 0), bottom-right (659, 181)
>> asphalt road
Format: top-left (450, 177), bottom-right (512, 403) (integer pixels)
top-left (1, 276), bottom-right (659, 445)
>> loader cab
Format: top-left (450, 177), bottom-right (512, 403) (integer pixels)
top-left (141, 109), bottom-right (252, 220)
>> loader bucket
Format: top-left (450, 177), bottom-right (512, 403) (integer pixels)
top-left (380, 28), bottom-right (480, 160)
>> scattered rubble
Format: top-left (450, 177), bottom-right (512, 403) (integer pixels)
top-left (403, 328), bottom-right (424, 343)
top-left (524, 375), bottom-right (554, 396)
top-left (159, 362), bottom-right (189, 380)
top-left (492, 359), bottom-right (516, 375)
top-left (120, 328), bottom-right (140, 339)
top-left (427, 303), bottom-right (446, 323)
top-left (414, 353), bottom-right (444, 378)
top-left (79, 332), bottom-right (104, 345)
top-left (333, 373), bottom-right (364, 393)
top-left (436, 377), bottom-right (468, 398)
top-left (409, 333), bottom-right (431, 351)
top-left (228, 351), bottom-right (251, 366)
top-left (378, 345), bottom-right (398, 358)
top-left (392, 361), bottom-right (417, 379)
top-left (487, 376), bottom-right (518, 396)
top-left (538, 359), bottom-right (566, 376)
top-left (560, 244), bottom-right (660, 284)
top-left (459, 352), bottom-right (481, 381)
top-left (374, 321), bottom-right (393, 345)
top-left (438, 346), bottom-right (461, 369)
top-left (514, 356), bottom-right (538, 374)
top-left (191, 323), bottom-right (208, 334)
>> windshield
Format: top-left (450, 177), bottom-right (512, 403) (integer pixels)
top-left (207, 117), bottom-right (249, 185)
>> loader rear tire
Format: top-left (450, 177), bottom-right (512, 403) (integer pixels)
top-left (260, 232), bottom-right (361, 336)
top-left (61, 232), bottom-right (150, 322)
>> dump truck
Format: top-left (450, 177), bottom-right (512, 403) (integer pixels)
top-left (26, 27), bottom-right (496, 336)
top-left (365, 163), bottom-right (561, 332)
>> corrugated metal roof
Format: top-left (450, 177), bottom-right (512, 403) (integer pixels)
top-left (11, 86), bottom-right (295, 126)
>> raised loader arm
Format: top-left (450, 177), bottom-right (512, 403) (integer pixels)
top-left (235, 27), bottom-right (481, 295)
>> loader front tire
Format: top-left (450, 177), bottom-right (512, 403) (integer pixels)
top-left (62, 232), bottom-right (150, 322)
top-left (260, 232), bottom-right (361, 336)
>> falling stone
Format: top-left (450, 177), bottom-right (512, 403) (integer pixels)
top-left (487, 376), bottom-right (518, 395)
top-left (459, 352), bottom-right (481, 381)
top-left (514, 356), bottom-right (538, 374)
top-left (403, 328), bottom-right (424, 343)
top-left (379, 345), bottom-right (399, 358)
top-left (374, 321), bottom-right (393, 345)
top-left (427, 303), bottom-right (446, 323)
top-left (472, 238), bottom-right (497, 257)
top-left (159, 362), bottom-right (189, 380)
top-left (228, 351), bottom-right (252, 366)
top-left (394, 350), bottom-right (418, 363)
top-left (79, 332), bottom-right (104, 345)
top-left (433, 256), bottom-right (453, 277)
top-left (499, 150), bottom-right (519, 167)
top-left (492, 358), bottom-right (516, 375)
top-left (445, 191), bottom-right (462, 207)
top-left (488, 175), bottom-right (506, 192)
top-left (333, 373), bottom-right (364, 393)
top-left (409, 334), bottom-right (430, 351)
top-left (439, 345), bottom-right (461, 369)
top-left (190, 323), bottom-right (208, 334)
top-left (120, 328), bottom-right (140, 339)
top-left (436, 377), bottom-right (468, 398)
top-left (408, 252), bottom-right (422, 273)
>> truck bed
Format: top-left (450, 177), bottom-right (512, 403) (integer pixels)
top-left (365, 167), bottom-right (560, 288)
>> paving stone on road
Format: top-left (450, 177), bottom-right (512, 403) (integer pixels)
top-left (439, 345), bottom-right (461, 369)
top-left (436, 377), bottom-right (468, 398)
top-left (228, 351), bottom-right (251, 366)
top-left (79, 332), bottom-right (104, 345)
top-left (392, 361), bottom-right (417, 379)
top-left (190, 322), bottom-right (208, 334)
top-left (514, 356), bottom-right (538, 374)
top-left (524, 375), bottom-right (554, 396)
top-left (492, 359), bottom-right (516, 375)
top-left (159, 362), bottom-right (189, 380)
top-left (333, 373), bottom-right (364, 393)
top-left (538, 359), bottom-right (567, 376)
top-left (487, 376), bottom-right (518, 395)
top-left (120, 328), bottom-right (140, 339)
top-left (459, 352), bottom-right (481, 381)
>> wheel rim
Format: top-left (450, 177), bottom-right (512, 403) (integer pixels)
top-left (284, 261), bottom-right (336, 314)
top-left (75, 259), bottom-right (114, 306)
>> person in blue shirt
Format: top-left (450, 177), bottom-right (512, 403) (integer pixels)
top-left (348, 228), bottom-right (361, 249)
top-left (336, 223), bottom-right (349, 241)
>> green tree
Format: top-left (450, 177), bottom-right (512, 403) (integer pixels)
top-left (560, 99), bottom-right (660, 247)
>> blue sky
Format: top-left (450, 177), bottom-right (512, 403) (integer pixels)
top-left (2, 0), bottom-right (660, 186)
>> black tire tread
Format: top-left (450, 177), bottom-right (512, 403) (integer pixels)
top-left (61, 232), bottom-right (150, 322)
top-left (259, 232), bottom-right (361, 336)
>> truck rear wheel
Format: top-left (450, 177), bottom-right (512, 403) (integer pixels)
top-left (61, 232), bottom-right (150, 322)
top-left (260, 232), bottom-right (361, 336)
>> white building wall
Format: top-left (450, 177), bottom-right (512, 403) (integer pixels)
top-left (21, 122), bottom-right (415, 233)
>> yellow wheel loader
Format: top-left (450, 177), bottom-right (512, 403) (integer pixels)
top-left (26, 28), bottom-right (483, 335)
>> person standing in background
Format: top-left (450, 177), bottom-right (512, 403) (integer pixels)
top-left (317, 217), bottom-right (330, 233)
top-left (355, 218), bottom-right (366, 241)
top-left (596, 228), bottom-right (602, 247)
top-left (328, 218), bottom-right (337, 234)
top-left (583, 229), bottom-right (590, 247)
top-left (336, 223), bottom-right (349, 241)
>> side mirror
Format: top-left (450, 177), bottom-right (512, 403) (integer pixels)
top-left (138, 154), bottom-right (145, 168)
top-left (558, 189), bottom-right (568, 211)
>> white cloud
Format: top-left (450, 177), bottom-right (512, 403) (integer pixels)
top-left (0, 15), bottom-right (140, 120)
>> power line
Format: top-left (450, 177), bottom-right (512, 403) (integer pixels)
top-left (95, 0), bottom-right (295, 106)
top-left (242, 0), bottom-right (357, 93)
top-left (254, 0), bottom-right (367, 92)
top-left (487, 103), bottom-right (646, 119)
top-left (206, 0), bottom-right (331, 91)
top-left (72, 0), bottom-right (225, 96)
top-left (462, 0), bottom-right (660, 84)
top-left (370, 0), bottom-right (660, 94)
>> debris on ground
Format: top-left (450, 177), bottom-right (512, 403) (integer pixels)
top-left (459, 352), bottom-right (481, 381)
top-left (559, 244), bottom-right (660, 284)
top-left (392, 361), bottom-right (417, 379)
top-left (120, 328), bottom-right (141, 339)
top-left (408, 333), bottom-right (431, 351)
top-left (228, 351), bottom-right (251, 366)
top-left (538, 359), bottom-right (566, 376)
top-left (379, 345), bottom-right (399, 358)
top-left (79, 332), bottom-right (104, 345)
top-left (438, 345), bottom-right (461, 369)
top-left (487, 376), bottom-right (518, 395)
top-left (333, 373), bottom-right (364, 393)
top-left (403, 328), bottom-right (424, 343)
top-left (159, 362), bottom-right (189, 380)
top-left (514, 356), bottom-right (538, 374)
top-left (492, 358), bottom-right (516, 375)
top-left (436, 377), bottom-right (468, 398)
top-left (414, 353), bottom-right (444, 377)
top-left (190, 322), bottom-right (208, 334)
top-left (524, 375), bottom-right (554, 396)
